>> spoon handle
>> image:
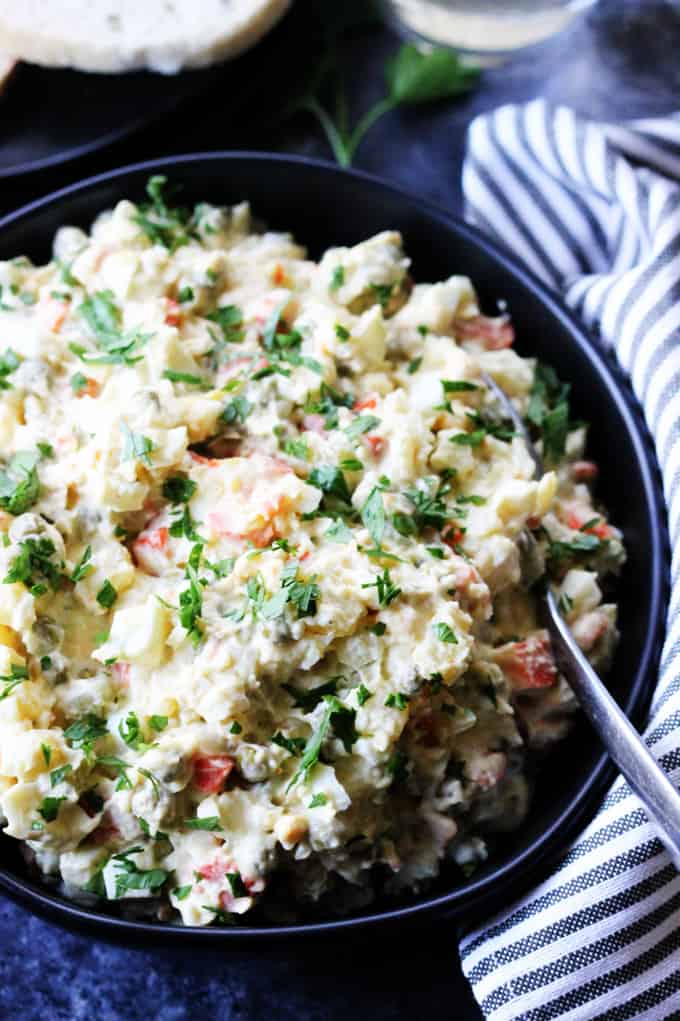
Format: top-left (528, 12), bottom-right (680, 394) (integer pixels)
top-left (543, 587), bottom-right (680, 869)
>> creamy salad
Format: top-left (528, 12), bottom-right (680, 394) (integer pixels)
top-left (0, 180), bottom-right (624, 925)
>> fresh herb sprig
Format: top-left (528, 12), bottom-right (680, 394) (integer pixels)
top-left (294, 43), bottom-right (480, 167)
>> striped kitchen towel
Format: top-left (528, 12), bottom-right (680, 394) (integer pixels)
top-left (459, 99), bottom-right (680, 1021)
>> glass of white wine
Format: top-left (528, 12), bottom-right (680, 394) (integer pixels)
top-left (382, 0), bottom-right (598, 64)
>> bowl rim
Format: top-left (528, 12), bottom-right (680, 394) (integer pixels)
top-left (0, 151), bottom-right (669, 941)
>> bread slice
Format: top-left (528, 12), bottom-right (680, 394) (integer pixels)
top-left (0, 0), bottom-right (290, 74)
top-left (0, 54), bottom-right (17, 95)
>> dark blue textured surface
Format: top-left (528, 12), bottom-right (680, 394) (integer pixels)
top-left (0, 2), bottom-right (677, 1018)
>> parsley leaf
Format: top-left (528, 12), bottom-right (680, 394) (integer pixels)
top-left (4, 537), bottom-right (65, 595)
top-left (120, 422), bottom-right (154, 467)
top-left (362, 567), bottom-right (401, 607)
top-left (330, 266), bottom-right (345, 291)
top-left (282, 678), bottom-right (339, 712)
top-left (162, 476), bottom-right (196, 504)
top-left (70, 545), bottom-right (93, 583)
top-left (96, 580), bottom-right (117, 609)
top-left (287, 695), bottom-right (358, 790)
top-left (50, 764), bottom-right (73, 788)
top-left (178, 559), bottom-right (204, 645)
top-left (308, 465), bottom-right (352, 505)
top-left (64, 714), bottom-right (108, 757)
top-left (0, 663), bottom-right (29, 701)
top-left (77, 291), bottom-right (149, 366)
top-left (207, 304), bottom-right (244, 345)
top-left (38, 796), bottom-right (66, 822)
top-left (220, 395), bottom-right (252, 426)
top-left (184, 816), bottom-right (222, 831)
top-left (133, 175), bottom-right (194, 252)
top-left (345, 414), bottom-right (381, 440)
top-left (361, 486), bottom-right (385, 547)
top-left (0, 450), bottom-right (41, 515)
top-left (0, 348), bottom-right (19, 390)
top-left (433, 622), bottom-right (458, 643)
top-left (385, 692), bottom-right (410, 710)
top-left (111, 846), bottom-right (169, 898)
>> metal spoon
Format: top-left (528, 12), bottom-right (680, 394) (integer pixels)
top-left (481, 370), bottom-right (680, 870)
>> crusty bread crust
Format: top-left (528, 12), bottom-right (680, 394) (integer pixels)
top-left (0, 0), bottom-right (290, 75)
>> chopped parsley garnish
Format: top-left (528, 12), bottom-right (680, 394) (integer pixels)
top-left (111, 846), bottom-right (169, 898)
top-left (0, 450), bottom-right (41, 515)
top-left (356, 684), bottom-right (372, 706)
top-left (527, 362), bottom-right (574, 463)
top-left (339, 457), bottom-right (363, 471)
top-left (96, 755), bottom-right (133, 790)
top-left (309, 793), bottom-right (328, 808)
top-left (133, 175), bottom-right (194, 252)
top-left (272, 732), bottom-right (306, 756)
top-left (433, 622), bottom-right (458, 643)
top-left (64, 714), bottom-right (108, 757)
top-left (402, 473), bottom-right (454, 533)
top-left (173, 884), bottom-right (193, 901)
top-left (207, 304), bottom-right (244, 345)
top-left (96, 580), bottom-right (117, 609)
top-left (370, 621), bottom-right (387, 636)
top-left (385, 692), bottom-right (410, 710)
top-left (442, 379), bottom-right (478, 393)
top-left (119, 712), bottom-right (152, 752)
top-left (369, 282), bottom-right (394, 309)
top-left (330, 266), bottom-right (345, 291)
top-left (120, 422), bottom-right (154, 467)
top-left (427, 546), bottom-right (445, 559)
top-left (230, 721), bottom-right (242, 735)
top-left (38, 796), bottom-right (66, 822)
top-left (184, 816), bottom-right (222, 831)
top-left (75, 290), bottom-right (149, 366)
top-left (282, 437), bottom-right (310, 460)
top-left (41, 743), bottom-right (52, 767)
top-left (450, 430), bottom-right (485, 447)
top-left (361, 486), bottom-right (385, 547)
top-left (407, 357), bottom-right (422, 374)
top-left (0, 663), bottom-right (29, 701)
top-left (279, 560), bottom-right (320, 619)
top-left (149, 715), bottom-right (168, 732)
top-left (287, 695), bottom-right (358, 791)
top-left (178, 556), bottom-right (204, 645)
top-left (547, 533), bottom-right (603, 562)
top-left (282, 677), bottom-right (339, 711)
top-left (362, 567), bottom-right (401, 607)
top-left (177, 286), bottom-right (194, 304)
top-left (303, 382), bottom-right (354, 430)
top-left (465, 410), bottom-right (515, 442)
top-left (0, 348), bottom-right (19, 390)
top-left (308, 464), bottom-right (352, 505)
top-left (226, 872), bottom-right (248, 897)
top-left (50, 764), bottom-right (73, 788)
top-left (345, 414), bottom-right (381, 440)
top-left (162, 476), bottom-right (197, 504)
top-left (70, 372), bottom-right (89, 394)
top-left (335, 323), bottom-right (350, 341)
top-left (70, 545), bottom-right (93, 583)
top-left (325, 518), bottom-right (353, 543)
top-left (163, 370), bottom-right (205, 385)
top-left (4, 537), bottom-right (66, 595)
top-left (220, 395), bottom-right (252, 426)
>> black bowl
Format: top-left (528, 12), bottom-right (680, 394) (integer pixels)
top-left (0, 154), bottom-right (668, 944)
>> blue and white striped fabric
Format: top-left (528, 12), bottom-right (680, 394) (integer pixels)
top-left (459, 99), bottom-right (680, 1020)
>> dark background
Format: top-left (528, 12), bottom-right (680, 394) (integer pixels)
top-left (0, 2), bottom-right (678, 1018)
